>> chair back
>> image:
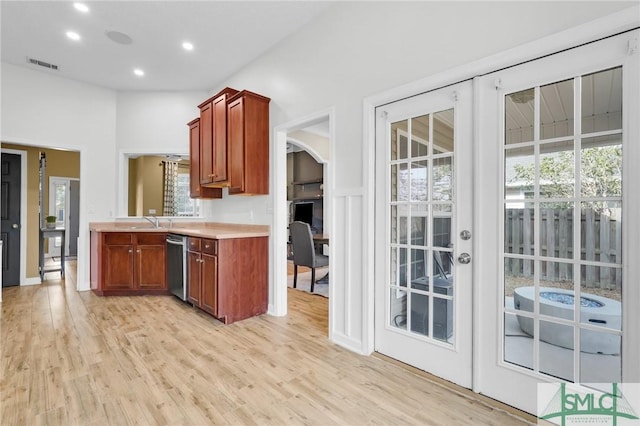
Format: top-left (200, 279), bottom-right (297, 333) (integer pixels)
top-left (289, 221), bottom-right (315, 268)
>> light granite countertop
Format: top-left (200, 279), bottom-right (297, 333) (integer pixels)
top-left (89, 221), bottom-right (269, 240)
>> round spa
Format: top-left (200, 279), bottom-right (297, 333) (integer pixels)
top-left (513, 286), bottom-right (621, 355)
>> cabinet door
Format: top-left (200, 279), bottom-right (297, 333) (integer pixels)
top-left (199, 102), bottom-right (214, 185)
top-left (200, 253), bottom-right (218, 316)
top-left (136, 244), bottom-right (166, 289)
top-left (227, 96), bottom-right (245, 194)
top-left (189, 119), bottom-right (221, 199)
top-left (212, 95), bottom-right (228, 183)
top-left (187, 250), bottom-right (201, 305)
top-left (188, 118), bottom-right (202, 198)
top-left (227, 91), bottom-right (270, 195)
top-left (104, 245), bottom-right (134, 290)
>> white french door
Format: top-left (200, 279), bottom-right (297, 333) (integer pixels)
top-left (475, 31), bottom-right (640, 414)
top-left (374, 81), bottom-right (473, 387)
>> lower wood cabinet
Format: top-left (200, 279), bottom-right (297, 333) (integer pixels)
top-left (187, 237), bottom-right (218, 317)
top-left (187, 236), bottom-right (268, 324)
top-left (91, 231), bottom-right (168, 296)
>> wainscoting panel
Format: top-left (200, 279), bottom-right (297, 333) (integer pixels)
top-left (331, 189), bottom-right (366, 353)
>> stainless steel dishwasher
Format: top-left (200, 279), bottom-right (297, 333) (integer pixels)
top-left (166, 234), bottom-right (187, 301)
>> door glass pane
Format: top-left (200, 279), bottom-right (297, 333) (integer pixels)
top-left (504, 312), bottom-right (533, 370)
top-left (539, 320), bottom-right (574, 382)
top-left (411, 114), bottom-right (429, 157)
top-left (432, 214), bottom-right (451, 248)
top-left (391, 163), bottom-right (409, 202)
top-left (410, 249), bottom-right (428, 287)
top-left (581, 67), bottom-right (622, 134)
top-left (54, 183), bottom-right (66, 223)
top-left (432, 295), bottom-right (452, 343)
top-left (391, 120), bottom-right (408, 160)
top-left (410, 215), bottom-right (426, 246)
top-left (539, 141), bottom-right (574, 198)
top-left (580, 201), bottom-right (622, 263)
top-left (410, 293), bottom-right (429, 336)
top-left (432, 156), bottom-right (452, 201)
top-left (505, 88), bottom-right (534, 144)
top-left (433, 109), bottom-right (454, 154)
top-left (540, 79), bottom-right (574, 140)
top-left (390, 288), bottom-right (407, 330)
top-left (540, 202), bottom-right (573, 260)
top-left (580, 330), bottom-right (621, 383)
top-left (505, 146), bottom-right (535, 199)
top-left (580, 135), bottom-right (622, 198)
top-left (539, 263), bottom-right (575, 322)
top-left (507, 258), bottom-right (535, 309)
top-left (410, 160), bottom-right (428, 202)
top-left (504, 202), bottom-right (534, 256)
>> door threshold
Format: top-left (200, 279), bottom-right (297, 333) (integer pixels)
top-left (372, 352), bottom-right (537, 425)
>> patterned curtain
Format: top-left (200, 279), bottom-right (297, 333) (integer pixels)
top-left (162, 161), bottom-right (179, 216)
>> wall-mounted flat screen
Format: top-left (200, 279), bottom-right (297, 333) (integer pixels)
top-left (293, 202), bottom-right (314, 227)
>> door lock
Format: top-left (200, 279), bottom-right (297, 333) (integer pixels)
top-left (12, 223), bottom-right (19, 229)
top-left (460, 230), bottom-right (471, 240)
top-left (458, 253), bottom-right (471, 264)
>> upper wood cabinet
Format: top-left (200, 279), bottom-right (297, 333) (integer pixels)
top-left (198, 87), bottom-right (239, 187)
top-left (188, 118), bottom-right (222, 199)
top-left (227, 90), bottom-right (271, 195)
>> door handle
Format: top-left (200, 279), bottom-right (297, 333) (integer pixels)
top-left (12, 223), bottom-right (19, 229)
top-left (458, 253), bottom-right (471, 264)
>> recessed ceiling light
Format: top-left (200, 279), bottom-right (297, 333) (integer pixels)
top-left (73, 3), bottom-right (89, 13)
top-left (66, 31), bottom-right (80, 41)
top-left (133, 69), bottom-right (145, 77)
top-left (182, 42), bottom-right (194, 51)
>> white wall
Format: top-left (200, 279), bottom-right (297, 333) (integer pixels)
top-left (1, 63), bottom-right (117, 290)
top-left (203, 1), bottom-right (635, 353)
top-left (116, 91), bottom-right (207, 152)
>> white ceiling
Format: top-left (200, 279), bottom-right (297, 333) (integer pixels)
top-left (1, 1), bottom-right (333, 91)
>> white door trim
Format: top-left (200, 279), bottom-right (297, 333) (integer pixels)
top-left (270, 107), bottom-right (335, 329)
top-left (362, 2), bottom-right (639, 376)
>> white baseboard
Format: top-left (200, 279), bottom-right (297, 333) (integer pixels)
top-left (23, 277), bottom-right (42, 286)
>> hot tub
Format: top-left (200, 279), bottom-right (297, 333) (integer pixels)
top-left (513, 286), bottom-right (621, 355)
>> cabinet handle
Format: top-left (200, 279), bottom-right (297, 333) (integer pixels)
top-left (205, 244), bottom-right (210, 249)
top-left (208, 174), bottom-right (216, 178)
top-left (137, 249), bottom-right (141, 253)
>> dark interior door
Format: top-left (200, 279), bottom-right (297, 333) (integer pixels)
top-left (1, 153), bottom-right (21, 287)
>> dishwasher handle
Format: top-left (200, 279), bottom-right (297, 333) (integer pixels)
top-left (166, 238), bottom-right (185, 246)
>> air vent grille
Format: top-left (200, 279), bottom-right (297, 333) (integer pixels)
top-left (27, 57), bottom-right (59, 70)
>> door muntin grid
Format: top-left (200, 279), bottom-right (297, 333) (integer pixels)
top-left (388, 110), bottom-right (455, 345)
top-left (502, 67), bottom-right (623, 383)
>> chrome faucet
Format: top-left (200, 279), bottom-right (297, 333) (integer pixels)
top-left (143, 215), bottom-right (159, 228)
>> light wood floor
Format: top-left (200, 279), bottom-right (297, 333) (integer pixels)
top-left (1, 262), bottom-right (534, 425)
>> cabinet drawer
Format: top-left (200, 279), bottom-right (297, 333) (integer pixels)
top-left (136, 233), bottom-right (166, 245)
top-left (104, 233), bottom-right (132, 245)
top-left (201, 239), bottom-right (217, 255)
top-left (188, 238), bottom-right (201, 251)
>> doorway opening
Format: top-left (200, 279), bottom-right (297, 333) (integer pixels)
top-left (286, 142), bottom-right (329, 298)
top-left (272, 109), bottom-right (334, 328)
top-left (1, 143), bottom-right (80, 286)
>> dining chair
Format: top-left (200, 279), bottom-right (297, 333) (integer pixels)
top-left (289, 221), bottom-right (329, 293)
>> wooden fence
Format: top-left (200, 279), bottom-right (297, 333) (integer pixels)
top-left (505, 207), bottom-right (622, 290)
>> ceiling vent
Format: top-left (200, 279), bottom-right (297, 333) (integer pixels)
top-left (27, 57), bottom-right (59, 70)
